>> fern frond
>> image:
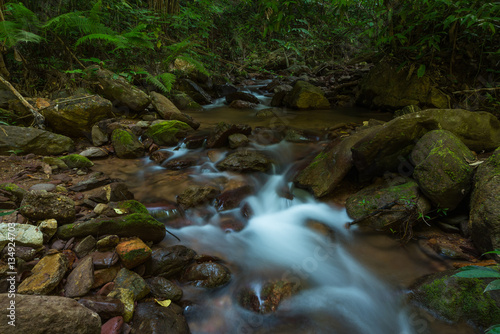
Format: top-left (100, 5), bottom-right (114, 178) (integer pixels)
top-left (0, 15), bottom-right (42, 47)
top-left (145, 72), bottom-right (176, 94)
top-left (75, 33), bottom-right (123, 47)
top-left (177, 55), bottom-right (210, 76)
top-left (44, 12), bottom-right (114, 36)
top-left (89, 0), bottom-right (103, 24)
top-left (6, 3), bottom-right (40, 30)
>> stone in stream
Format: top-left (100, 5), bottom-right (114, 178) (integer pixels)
top-left (228, 133), bottom-right (249, 148)
top-left (18, 252), bottom-right (68, 295)
top-left (238, 279), bottom-right (301, 313)
top-left (169, 91), bottom-right (204, 111)
top-left (216, 150), bottom-right (272, 173)
top-left (78, 296), bottom-right (125, 321)
top-left (74, 235), bottom-right (97, 258)
top-left (132, 302), bottom-right (190, 334)
top-left (91, 123), bottom-right (109, 146)
top-left (206, 122), bottom-right (252, 148)
top-left (215, 184), bottom-right (253, 211)
top-left (146, 276), bottom-right (183, 301)
top-left (96, 235), bottom-right (120, 251)
top-left (146, 245), bottom-right (197, 277)
top-left (0, 223), bottom-right (44, 250)
top-left (79, 146), bottom-right (109, 158)
top-left (150, 149), bottom-right (173, 164)
top-left (0, 294), bottom-right (101, 334)
top-left (226, 91), bottom-right (260, 104)
top-left (0, 125), bottom-right (75, 155)
top-left (20, 190), bottom-right (76, 224)
top-left (411, 130), bottom-right (475, 210)
top-left (112, 267), bottom-right (150, 301)
top-left (182, 262), bottom-right (231, 288)
top-left (92, 265), bottom-right (121, 289)
top-left (57, 213), bottom-right (166, 243)
top-left (91, 251), bottom-right (120, 269)
top-left (107, 288), bottom-right (135, 322)
top-left (176, 78), bottom-right (213, 105)
top-left (144, 120), bottom-right (191, 146)
top-left (111, 128), bottom-right (144, 159)
top-left (150, 91), bottom-right (200, 130)
top-left (410, 270), bottom-right (500, 329)
top-left (229, 100), bottom-right (257, 109)
top-left (176, 185), bottom-right (220, 209)
top-left (64, 255), bottom-right (94, 297)
top-left (101, 316), bottom-right (124, 334)
top-left (469, 147), bottom-right (500, 256)
top-left (115, 237), bottom-right (152, 269)
top-left (283, 80), bottom-right (330, 109)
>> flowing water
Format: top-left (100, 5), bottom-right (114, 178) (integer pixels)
top-left (93, 84), bottom-right (479, 334)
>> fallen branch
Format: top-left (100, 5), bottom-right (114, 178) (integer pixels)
top-left (452, 87), bottom-right (500, 94)
top-left (0, 74), bottom-right (45, 129)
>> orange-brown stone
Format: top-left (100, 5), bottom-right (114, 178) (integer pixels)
top-left (115, 238), bottom-right (152, 269)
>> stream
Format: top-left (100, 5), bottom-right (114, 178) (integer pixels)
top-left (93, 82), bottom-right (479, 334)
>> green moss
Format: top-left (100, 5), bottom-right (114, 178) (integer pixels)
top-left (112, 129), bottom-right (135, 146)
top-left (145, 120), bottom-right (190, 146)
top-left (59, 154), bottom-right (94, 168)
top-left (420, 277), bottom-right (500, 327)
top-left (0, 183), bottom-right (27, 203)
top-left (116, 200), bottom-right (149, 214)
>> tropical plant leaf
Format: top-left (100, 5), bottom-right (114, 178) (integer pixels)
top-left (453, 266), bottom-right (500, 279)
top-left (484, 279), bottom-right (500, 293)
top-left (417, 64), bottom-right (426, 78)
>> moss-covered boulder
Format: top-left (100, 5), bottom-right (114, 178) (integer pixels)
top-left (0, 125), bottom-right (74, 155)
top-left (169, 91), bottom-right (203, 111)
top-left (59, 154), bottom-right (94, 169)
top-left (469, 148), bottom-right (500, 255)
top-left (284, 81), bottom-right (330, 109)
top-left (410, 270), bottom-right (500, 329)
top-left (85, 65), bottom-right (150, 113)
top-left (351, 109), bottom-right (500, 180)
top-left (356, 62), bottom-right (449, 109)
top-left (411, 130), bottom-right (474, 210)
top-left (43, 95), bottom-right (112, 137)
top-left (150, 92), bottom-right (200, 130)
top-left (294, 126), bottom-right (381, 197)
top-left (109, 200), bottom-right (149, 214)
top-left (0, 183), bottom-right (27, 205)
top-left (345, 178), bottom-right (431, 231)
top-left (144, 120), bottom-right (191, 146)
top-left (111, 128), bottom-right (144, 159)
top-left (56, 213), bottom-right (166, 243)
top-left (216, 150), bottom-right (272, 173)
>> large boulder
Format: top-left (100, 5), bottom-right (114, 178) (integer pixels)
top-left (86, 65), bottom-right (150, 113)
top-left (356, 61), bottom-right (449, 109)
top-left (0, 125), bottom-right (74, 155)
top-left (56, 213), bottom-right (166, 243)
top-left (176, 78), bottom-right (213, 105)
top-left (351, 109), bottom-right (500, 180)
top-left (0, 294), bottom-right (101, 334)
top-left (20, 190), bottom-right (76, 224)
top-left (469, 148), bottom-right (500, 255)
top-left (411, 130), bottom-right (475, 210)
top-left (216, 150), bottom-right (272, 173)
top-left (169, 91), bottom-right (203, 111)
top-left (410, 270), bottom-right (500, 329)
top-left (150, 92), bottom-right (200, 129)
top-left (345, 178), bottom-right (431, 231)
top-left (43, 95), bottom-right (112, 137)
top-left (111, 128), bottom-right (144, 158)
top-left (176, 185), bottom-right (220, 209)
top-left (294, 126), bottom-right (381, 197)
top-left (144, 120), bottom-right (191, 146)
top-left (284, 81), bottom-right (330, 109)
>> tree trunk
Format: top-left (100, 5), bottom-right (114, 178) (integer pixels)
top-left (148, 0), bottom-right (179, 15)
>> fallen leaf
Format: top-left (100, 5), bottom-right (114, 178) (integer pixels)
top-left (155, 299), bottom-right (171, 307)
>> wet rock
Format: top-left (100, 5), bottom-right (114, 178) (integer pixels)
top-left (20, 190), bottom-right (75, 223)
top-left (108, 288), bottom-right (135, 322)
top-left (111, 129), bottom-right (144, 159)
top-left (0, 125), bottom-right (74, 155)
top-left (239, 279), bottom-right (301, 313)
top-left (78, 296), bottom-right (124, 320)
top-left (18, 252), bottom-right (68, 294)
top-left (147, 245), bottom-right (197, 277)
top-left (0, 223), bottom-right (44, 249)
top-left (215, 185), bottom-right (253, 211)
top-left (112, 268), bottom-right (150, 301)
top-left (151, 91), bottom-right (181, 118)
top-left (86, 65), bottom-right (150, 113)
top-left (92, 265), bottom-right (120, 289)
top-left (228, 133), bottom-right (249, 149)
top-left (68, 174), bottom-right (112, 192)
top-left (169, 91), bottom-right (204, 111)
top-left (271, 84), bottom-right (293, 107)
top-left (91, 124), bottom-right (108, 146)
top-left (176, 78), bottom-right (213, 105)
top-left (357, 62), bottom-right (449, 110)
top-left (37, 219), bottom-right (58, 242)
top-left (351, 109), bottom-right (500, 180)
top-left (29, 183), bottom-right (56, 192)
top-left (96, 235), bottom-right (120, 251)
top-left (410, 270), bottom-right (500, 328)
top-left (57, 213), bottom-right (166, 243)
top-left (226, 91), bottom-right (260, 105)
top-left (394, 104), bottom-right (421, 117)
top-left (411, 130), bottom-right (474, 210)
top-left (182, 262), bottom-right (231, 288)
top-left (294, 127), bottom-right (379, 197)
top-left (101, 316), bottom-right (123, 334)
top-left (284, 81), bottom-right (330, 109)
top-left (65, 255), bottom-right (94, 297)
top-left (74, 235), bottom-right (97, 258)
top-left (470, 148), bottom-right (500, 255)
top-left (145, 120), bottom-right (191, 146)
top-left (207, 122), bottom-right (252, 148)
top-left (44, 94), bottom-right (112, 137)
top-left (109, 200), bottom-right (149, 215)
top-left (116, 238), bottom-right (152, 269)
top-left (216, 150), bottom-right (271, 173)
top-left (132, 301), bottom-right (190, 334)
top-left (255, 108), bottom-right (278, 118)
top-left (79, 147), bottom-right (109, 158)
top-left (184, 131), bottom-right (209, 149)
top-left (87, 182), bottom-right (134, 203)
top-left (146, 276), bottom-right (183, 301)
top-left (176, 185), bottom-right (220, 209)
top-left (150, 150), bottom-right (173, 164)
top-left (91, 251), bottom-right (119, 269)
top-left (214, 83), bottom-right (238, 97)
top-left (162, 157), bottom-right (197, 170)
top-left (345, 178), bottom-right (431, 231)
top-left (229, 100), bottom-right (257, 109)
top-left (284, 128), bottom-right (321, 143)
top-left (0, 294), bottom-right (101, 334)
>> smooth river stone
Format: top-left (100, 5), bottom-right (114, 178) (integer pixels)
top-left (65, 256), bottom-right (94, 297)
top-left (18, 253), bottom-right (68, 295)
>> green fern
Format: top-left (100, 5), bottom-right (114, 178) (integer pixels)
top-left (0, 3), bottom-right (43, 48)
top-left (163, 39), bottom-right (209, 76)
top-left (177, 55), bottom-right (210, 76)
top-left (145, 72), bottom-right (177, 94)
top-left (44, 11), bottom-right (114, 36)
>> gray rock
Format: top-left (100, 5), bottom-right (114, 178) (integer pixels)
top-left (20, 190), bottom-right (75, 224)
top-left (131, 302), bottom-right (189, 334)
top-left (176, 185), bottom-right (220, 209)
top-left (74, 235), bottom-right (97, 258)
top-left (111, 129), bottom-right (144, 159)
top-left (147, 245), bottom-right (196, 277)
top-left (0, 223), bottom-right (44, 250)
top-left (207, 122), bottom-right (252, 148)
top-left (80, 147), bottom-right (109, 158)
top-left (0, 294), bottom-right (101, 334)
top-left (146, 277), bottom-right (183, 301)
top-left (182, 262), bottom-right (231, 288)
top-left (91, 124), bottom-right (108, 146)
top-left (0, 125), bottom-right (74, 155)
top-left (29, 183), bottom-right (56, 192)
top-left (228, 133), bottom-right (249, 149)
top-left (65, 256), bottom-right (94, 297)
top-left (216, 150), bottom-right (271, 172)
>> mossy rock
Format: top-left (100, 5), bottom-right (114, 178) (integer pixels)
top-left (111, 128), bottom-right (144, 159)
top-left (284, 81), bottom-right (330, 109)
top-left (59, 154), bottom-right (94, 169)
top-left (144, 120), bottom-right (191, 146)
top-left (42, 157), bottom-right (69, 170)
top-left (56, 213), bottom-right (166, 243)
top-left (110, 200), bottom-right (149, 214)
top-left (411, 270), bottom-right (500, 329)
top-left (0, 183), bottom-right (27, 204)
